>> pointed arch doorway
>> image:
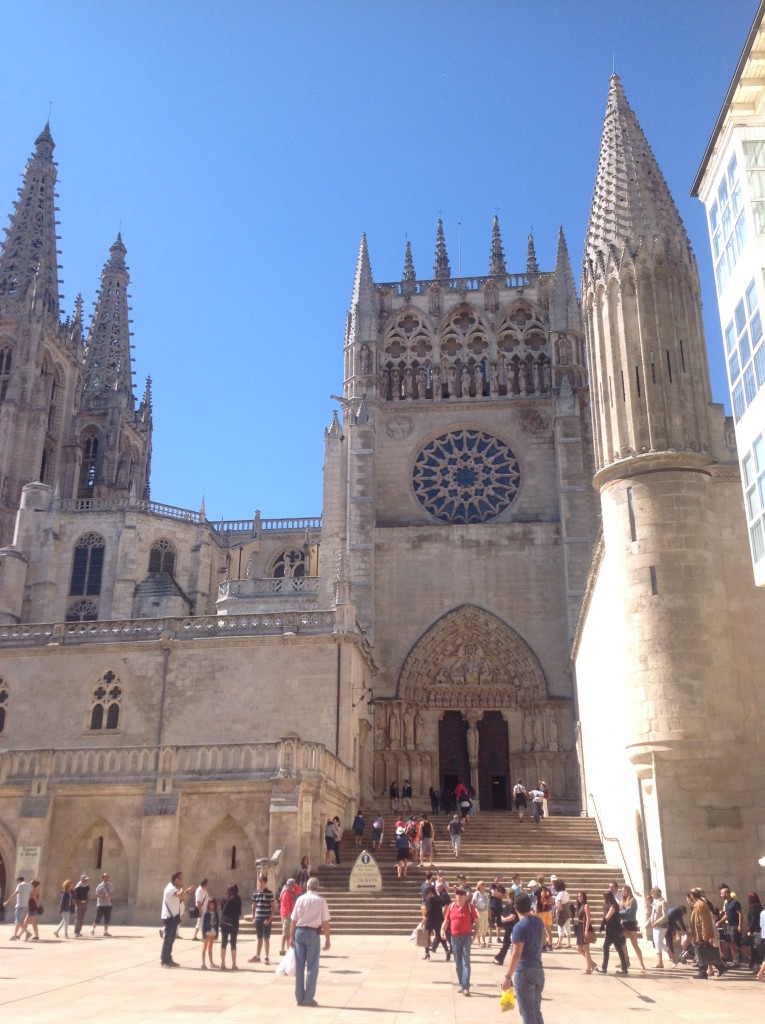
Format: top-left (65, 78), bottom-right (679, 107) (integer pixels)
top-left (437, 710), bottom-right (510, 810)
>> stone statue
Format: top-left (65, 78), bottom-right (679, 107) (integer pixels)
top-left (447, 364), bottom-right (457, 397)
top-left (489, 361), bottom-right (499, 396)
top-left (403, 367), bottom-right (413, 398)
top-left (388, 704), bottom-right (401, 748)
top-left (533, 708), bottom-right (545, 750)
top-left (467, 720), bottom-right (479, 763)
top-left (558, 333), bottom-right (571, 363)
top-left (415, 365), bottom-right (426, 396)
top-left (523, 711), bottom-right (534, 751)
top-left (547, 710), bottom-right (559, 751)
top-left (414, 709), bottom-right (425, 747)
top-left (460, 366), bottom-right (471, 397)
top-left (391, 367), bottom-right (400, 398)
top-left (403, 705), bottom-right (415, 748)
top-left (359, 344), bottom-right (372, 375)
top-left (432, 363), bottom-right (441, 396)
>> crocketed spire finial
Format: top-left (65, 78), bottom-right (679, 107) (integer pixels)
top-left (526, 232), bottom-right (539, 274)
top-left (82, 236), bottom-right (134, 403)
top-left (550, 226), bottom-right (581, 333)
top-left (433, 218), bottom-right (451, 281)
top-left (489, 215), bottom-right (507, 277)
top-left (402, 240), bottom-right (416, 298)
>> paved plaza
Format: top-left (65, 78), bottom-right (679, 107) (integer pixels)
top-left (2, 921), bottom-right (762, 1023)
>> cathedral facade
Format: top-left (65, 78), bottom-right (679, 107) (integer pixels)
top-left (0, 77), bottom-right (764, 921)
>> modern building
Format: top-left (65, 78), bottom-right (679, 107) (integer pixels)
top-left (692, 0), bottom-right (765, 586)
top-left (1, 67), bottom-right (764, 921)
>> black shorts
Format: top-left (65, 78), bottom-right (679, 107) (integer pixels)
top-left (255, 919), bottom-right (272, 940)
top-left (514, 794), bottom-right (527, 808)
top-left (396, 848), bottom-right (410, 862)
top-left (94, 906), bottom-right (112, 926)
top-left (325, 837), bottom-right (334, 851)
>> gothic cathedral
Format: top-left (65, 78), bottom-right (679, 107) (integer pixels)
top-left (0, 78), bottom-right (763, 920)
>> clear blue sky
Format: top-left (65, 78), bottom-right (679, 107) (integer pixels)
top-left (0, 1), bottom-right (755, 520)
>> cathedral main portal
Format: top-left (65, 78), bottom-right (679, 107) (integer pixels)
top-left (372, 606), bottom-right (580, 812)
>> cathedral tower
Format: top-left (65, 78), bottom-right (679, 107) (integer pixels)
top-left (0, 126), bottom-right (81, 543)
top-left (578, 76), bottom-right (765, 893)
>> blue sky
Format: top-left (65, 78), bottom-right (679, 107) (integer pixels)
top-left (0, 1), bottom-right (755, 520)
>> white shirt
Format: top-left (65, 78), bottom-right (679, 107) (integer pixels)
top-left (161, 881), bottom-right (183, 920)
top-left (291, 890), bottom-right (331, 930)
top-left (195, 884), bottom-right (209, 914)
top-left (12, 881), bottom-right (32, 908)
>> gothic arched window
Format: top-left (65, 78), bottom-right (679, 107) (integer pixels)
top-left (79, 433), bottom-right (100, 495)
top-left (69, 533), bottom-right (106, 597)
top-left (0, 679), bottom-right (8, 733)
top-left (89, 671), bottom-right (122, 731)
top-left (272, 549), bottom-right (306, 578)
top-left (149, 538), bottom-right (176, 576)
top-left (0, 346), bottom-right (11, 402)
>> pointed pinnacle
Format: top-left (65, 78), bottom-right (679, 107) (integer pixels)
top-left (489, 215), bottom-right (507, 276)
top-left (351, 233), bottom-right (374, 303)
top-left (551, 226), bottom-right (581, 333)
top-left (433, 218), bottom-right (451, 281)
top-left (526, 232), bottom-right (539, 274)
top-left (403, 240), bottom-right (416, 282)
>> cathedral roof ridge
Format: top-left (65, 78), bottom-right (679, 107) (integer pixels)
top-left (584, 74), bottom-right (692, 270)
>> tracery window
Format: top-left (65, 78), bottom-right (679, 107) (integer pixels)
top-left (149, 538), bottom-right (177, 576)
top-left (89, 670), bottom-right (122, 730)
top-left (0, 679), bottom-right (8, 733)
top-left (272, 549), bottom-right (306, 578)
top-left (69, 533), bottom-right (106, 597)
top-left (65, 599), bottom-right (99, 622)
top-left (0, 346), bottom-right (11, 402)
top-left (412, 429), bottom-right (521, 524)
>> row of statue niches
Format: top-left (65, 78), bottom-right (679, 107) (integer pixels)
top-left (381, 357), bottom-right (552, 401)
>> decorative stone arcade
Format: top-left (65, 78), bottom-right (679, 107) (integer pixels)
top-left (372, 606), bottom-right (580, 812)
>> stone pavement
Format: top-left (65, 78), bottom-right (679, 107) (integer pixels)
top-left (1, 924), bottom-right (762, 1022)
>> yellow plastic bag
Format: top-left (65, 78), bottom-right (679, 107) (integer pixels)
top-left (500, 986), bottom-right (515, 1012)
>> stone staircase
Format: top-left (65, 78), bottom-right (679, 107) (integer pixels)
top-left (305, 811), bottom-right (624, 935)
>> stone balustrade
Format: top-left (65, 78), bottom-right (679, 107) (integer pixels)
top-left (218, 576), bottom-right (320, 599)
top-left (0, 739), bottom-right (352, 791)
top-left (0, 610), bottom-right (336, 648)
top-left (377, 272), bottom-right (551, 295)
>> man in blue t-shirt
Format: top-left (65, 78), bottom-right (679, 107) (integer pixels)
top-left (502, 892), bottom-right (545, 1023)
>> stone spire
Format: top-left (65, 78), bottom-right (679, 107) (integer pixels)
top-left (82, 234), bottom-right (134, 405)
top-left (526, 232), bottom-right (539, 274)
top-left (582, 75), bottom-right (712, 472)
top-left (351, 233), bottom-right (373, 306)
top-left (489, 215), bottom-right (507, 277)
top-left (0, 124), bottom-right (61, 322)
top-left (433, 218), bottom-right (451, 280)
top-left (402, 240), bottom-right (416, 298)
top-left (584, 74), bottom-right (692, 278)
top-left (550, 227), bottom-right (581, 333)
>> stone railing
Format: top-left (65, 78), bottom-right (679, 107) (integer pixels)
top-left (218, 576), bottom-right (320, 599)
top-left (0, 610), bottom-right (336, 648)
top-left (376, 272), bottom-right (552, 295)
top-left (0, 739), bottom-right (352, 792)
top-left (51, 498), bottom-right (322, 536)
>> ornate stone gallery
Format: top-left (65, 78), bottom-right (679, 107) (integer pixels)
top-left (411, 429), bottom-right (522, 524)
top-left (373, 606), bottom-right (578, 811)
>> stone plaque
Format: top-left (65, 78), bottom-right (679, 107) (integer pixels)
top-left (301, 795), bottom-right (313, 833)
top-left (15, 845), bottom-right (41, 877)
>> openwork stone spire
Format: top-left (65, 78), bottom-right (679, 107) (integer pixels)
top-left (526, 232), bottom-right (539, 274)
top-left (433, 218), bottom-right (451, 280)
top-left (82, 234), bottom-right (134, 405)
top-left (585, 74), bottom-right (691, 276)
top-left (0, 124), bottom-right (61, 322)
top-left (489, 215), bottom-right (507, 276)
top-left (550, 227), bottom-right (581, 333)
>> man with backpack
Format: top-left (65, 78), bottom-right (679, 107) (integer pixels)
top-left (419, 815), bottom-right (434, 867)
top-left (447, 814), bottom-right (463, 858)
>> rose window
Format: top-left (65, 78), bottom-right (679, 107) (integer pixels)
top-left (412, 429), bottom-right (521, 524)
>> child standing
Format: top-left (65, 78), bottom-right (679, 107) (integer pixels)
top-left (201, 897), bottom-right (219, 969)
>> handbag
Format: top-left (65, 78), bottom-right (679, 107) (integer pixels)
top-left (188, 906), bottom-right (200, 920)
top-left (585, 927), bottom-right (597, 944)
top-left (416, 924), bottom-right (430, 948)
top-left (37, 904), bottom-right (44, 916)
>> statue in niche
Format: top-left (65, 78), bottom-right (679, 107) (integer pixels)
top-left (460, 366), bottom-right (471, 397)
top-left (415, 365), bottom-right (426, 396)
top-left (447, 364), bottom-right (457, 397)
top-left (533, 708), bottom-right (545, 751)
top-left (403, 706), bottom-right (415, 749)
top-left (467, 719), bottom-right (479, 764)
top-left (498, 354), bottom-right (508, 388)
top-left (388, 704), bottom-right (401, 748)
top-left (523, 711), bottom-right (534, 752)
top-left (359, 344), bottom-right (372, 375)
top-left (432, 363), bottom-right (441, 397)
top-left (489, 361), bottom-right (499, 396)
top-left (391, 367), bottom-right (400, 398)
top-left (547, 710), bottom-right (559, 751)
top-left (558, 334), bottom-right (571, 364)
top-left (375, 705), bottom-right (386, 748)
top-left (403, 367), bottom-right (413, 398)
top-left (414, 709), bottom-right (425, 747)
top-left (543, 361), bottom-right (552, 390)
